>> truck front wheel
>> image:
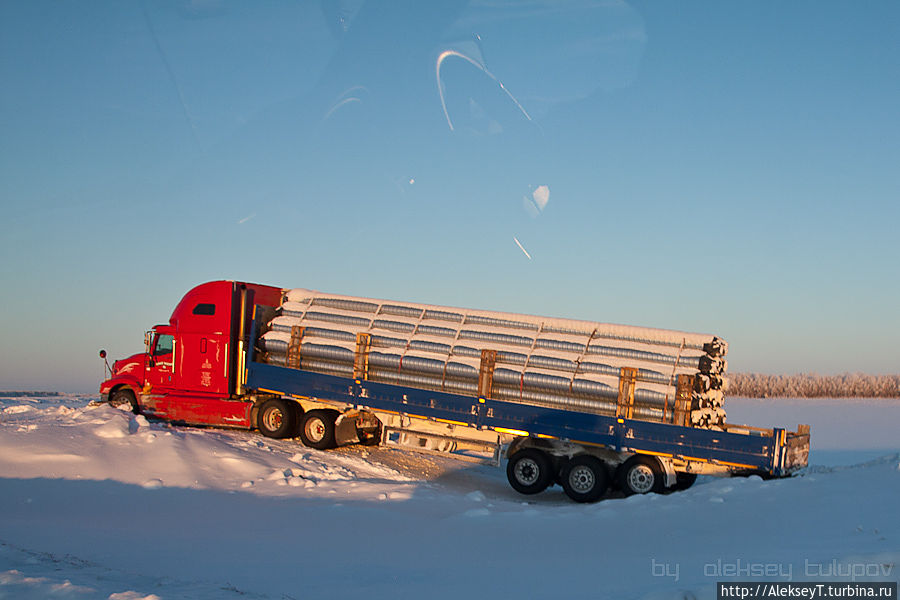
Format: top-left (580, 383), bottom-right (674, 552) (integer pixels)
top-left (506, 448), bottom-right (553, 495)
top-left (109, 388), bottom-right (138, 414)
top-left (257, 398), bottom-right (296, 439)
top-left (561, 455), bottom-right (609, 503)
top-left (299, 410), bottom-right (338, 450)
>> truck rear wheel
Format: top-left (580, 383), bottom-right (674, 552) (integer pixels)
top-left (561, 455), bottom-right (609, 503)
top-left (299, 409), bottom-right (338, 450)
top-left (617, 455), bottom-right (665, 496)
top-left (257, 398), bottom-right (296, 439)
top-left (506, 448), bottom-right (553, 495)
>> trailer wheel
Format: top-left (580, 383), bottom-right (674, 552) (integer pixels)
top-left (561, 455), bottom-right (609, 503)
top-left (506, 448), bottom-right (553, 495)
top-left (674, 472), bottom-right (697, 491)
top-left (617, 455), bottom-right (665, 496)
top-left (257, 398), bottom-right (296, 439)
top-left (109, 388), bottom-right (138, 414)
top-left (299, 409), bottom-right (338, 450)
top-left (662, 471), bottom-right (697, 494)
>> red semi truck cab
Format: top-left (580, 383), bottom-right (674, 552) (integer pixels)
top-left (100, 281), bottom-right (282, 427)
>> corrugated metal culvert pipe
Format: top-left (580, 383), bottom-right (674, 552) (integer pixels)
top-left (259, 289), bottom-right (729, 428)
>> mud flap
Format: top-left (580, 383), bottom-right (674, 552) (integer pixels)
top-left (333, 413), bottom-right (363, 446)
top-left (658, 456), bottom-right (677, 488)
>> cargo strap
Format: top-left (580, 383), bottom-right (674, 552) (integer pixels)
top-left (569, 328), bottom-right (598, 394)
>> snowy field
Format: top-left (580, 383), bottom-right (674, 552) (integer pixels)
top-left (1, 395), bottom-right (897, 600)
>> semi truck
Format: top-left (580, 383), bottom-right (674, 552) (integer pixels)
top-left (99, 280), bottom-right (810, 503)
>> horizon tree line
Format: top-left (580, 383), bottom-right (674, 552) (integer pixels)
top-left (727, 373), bottom-right (900, 398)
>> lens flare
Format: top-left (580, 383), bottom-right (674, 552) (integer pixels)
top-left (435, 49), bottom-right (532, 132)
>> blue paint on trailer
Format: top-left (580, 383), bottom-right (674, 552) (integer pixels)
top-left (245, 359), bottom-right (794, 476)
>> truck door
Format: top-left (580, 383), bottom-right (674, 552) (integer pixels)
top-left (179, 331), bottom-right (229, 395)
top-left (145, 331), bottom-right (176, 393)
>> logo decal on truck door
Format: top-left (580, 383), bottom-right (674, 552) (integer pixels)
top-left (199, 358), bottom-right (213, 387)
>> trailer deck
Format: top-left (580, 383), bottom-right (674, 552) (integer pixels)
top-left (246, 360), bottom-right (809, 477)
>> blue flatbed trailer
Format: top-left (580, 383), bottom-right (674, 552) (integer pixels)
top-left (244, 309), bottom-right (810, 502)
top-left (247, 361), bottom-right (807, 474)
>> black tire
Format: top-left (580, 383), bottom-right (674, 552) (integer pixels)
top-left (662, 471), bottom-right (698, 494)
top-left (299, 409), bottom-right (338, 450)
top-left (617, 455), bottom-right (665, 496)
top-left (561, 455), bottom-right (610, 503)
top-left (109, 388), bottom-right (138, 414)
top-left (257, 398), bottom-right (296, 439)
top-left (674, 472), bottom-right (697, 491)
top-left (506, 448), bottom-right (554, 495)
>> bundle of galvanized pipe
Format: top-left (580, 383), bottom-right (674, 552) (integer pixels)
top-left (259, 289), bottom-right (728, 428)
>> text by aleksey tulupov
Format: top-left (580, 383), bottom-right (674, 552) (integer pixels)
top-left (652, 559), bottom-right (895, 583)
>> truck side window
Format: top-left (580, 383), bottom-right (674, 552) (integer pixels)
top-left (154, 334), bottom-right (174, 357)
top-left (192, 303), bottom-right (215, 315)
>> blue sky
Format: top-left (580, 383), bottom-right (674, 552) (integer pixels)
top-left (1, 1), bottom-right (898, 392)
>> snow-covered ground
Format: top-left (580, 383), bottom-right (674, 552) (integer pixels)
top-left (1, 395), bottom-right (897, 599)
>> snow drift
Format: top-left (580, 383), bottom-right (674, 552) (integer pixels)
top-left (1, 394), bottom-right (898, 599)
